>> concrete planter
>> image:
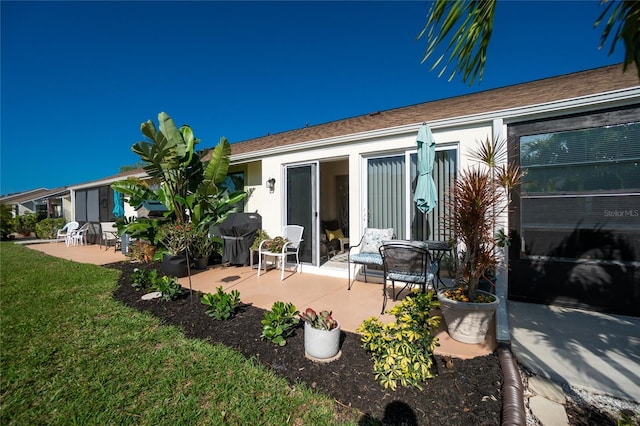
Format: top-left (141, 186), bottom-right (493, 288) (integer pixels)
top-left (437, 288), bottom-right (498, 344)
top-left (303, 321), bottom-right (341, 362)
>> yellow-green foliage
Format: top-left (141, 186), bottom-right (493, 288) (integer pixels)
top-left (357, 290), bottom-right (441, 390)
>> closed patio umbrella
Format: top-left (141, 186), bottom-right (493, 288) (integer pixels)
top-left (112, 190), bottom-right (125, 218)
top-left (413, 123), bottom-right (437, 214)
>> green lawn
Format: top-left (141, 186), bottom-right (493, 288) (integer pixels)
top-left (0, 243), bottom-right (357, 425)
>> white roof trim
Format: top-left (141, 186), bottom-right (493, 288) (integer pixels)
top-left (68, 171), bottom-right (148, 190)
top-left (230, 87), bottom-right (640, 163)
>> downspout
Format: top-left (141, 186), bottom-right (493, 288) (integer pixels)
top-left (496, 264), bottom-right (525, 425)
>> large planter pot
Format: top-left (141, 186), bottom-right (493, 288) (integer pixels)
top-left (304, 321), bottom-right (342, 362)
top-left (437, 288), bottom-right (499, 344)
top-left (162, 254), bottom-right (188, 278)
top-left (194, 257), bottom-right (209, 270)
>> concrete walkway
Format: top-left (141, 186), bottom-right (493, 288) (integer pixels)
top-left (509, 300), bottom-right (640, 402)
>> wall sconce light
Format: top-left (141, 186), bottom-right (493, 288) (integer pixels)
top-left (266, 178), bottom-right (276, 193)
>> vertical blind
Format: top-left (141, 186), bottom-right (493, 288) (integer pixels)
top-left (367, 148), bottom-right (457, 241)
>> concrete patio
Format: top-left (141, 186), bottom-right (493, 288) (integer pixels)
top-left (25, 241), bottom-right (495, 359)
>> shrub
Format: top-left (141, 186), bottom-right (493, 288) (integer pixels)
top-left (35, 218), bottom-right (66, 239)
top-left (0, 204), bottom-right (15, 238)
top-left (357, 290), bottom-right (441, 391)
top-left (261, 301), bottom-right (299, 346)
top-left (131, 268), bottom-right (158, 290)
top-left (201, 287), bottom-right (241, 320)
top-left (15, 213), bottom-right (38, 236)
top-left (152, 275), bottom-right (183, 301)
top-left (128, 240), bottom-right (156, 263)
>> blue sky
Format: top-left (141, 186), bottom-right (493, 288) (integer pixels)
top-left (0, 1), bottom-right (625, 195)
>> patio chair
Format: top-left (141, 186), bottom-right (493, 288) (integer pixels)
top-left (66, 222), bottom-right (91, 246)
top-left (257, 225), bottom-right (304, 281)
top-left (100, 222), bottom-right (121, 252)
top-left (347, 227), bottom-right (394, 290)
top-left (379, 241), bottom-right (437, 313)
top-left (56, 221), bottom-right (79, 243)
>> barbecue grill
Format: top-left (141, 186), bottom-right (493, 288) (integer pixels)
top-left (218, 212), bottom-right (262, 266)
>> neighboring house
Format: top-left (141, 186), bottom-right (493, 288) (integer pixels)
top-left (0, 187), bottom-right (71, 220)
top-left (221, 64), bottom-right (639, 316)
top-left (67, 169), bottom-right (147, 243)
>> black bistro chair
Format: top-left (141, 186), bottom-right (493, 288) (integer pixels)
top-left (378, 241), bottom-right (438, 314)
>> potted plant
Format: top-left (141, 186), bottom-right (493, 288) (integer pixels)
top-left (437, 136), bottom-right (522, 344)
top-left (299, 308), bottom-right (341, 362)
top-left (190, 228), bottom-right (215, 269)
top-left (261, 236), bottom-right (290, 253)
top-left (158, 222), bottom-right (192, 277)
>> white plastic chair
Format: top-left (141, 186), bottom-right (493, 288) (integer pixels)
top-left (257, 225), bottom-right (304, 281)
top-left (67, 222), bottom-right (91, 246)
top-left (56, 221), bottom-right (79, 243)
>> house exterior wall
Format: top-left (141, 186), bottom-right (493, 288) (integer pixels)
top-left (247, 122), bottom-right (497, 251)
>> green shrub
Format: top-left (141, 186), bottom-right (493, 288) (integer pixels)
top-left (201, 287), bottom-right (241, 320)
top-left (0, 204), bottom-right (15, 238)
top-left (15, 213), bottom-right (38, 236)
top-left (357, 290), bottom-right (441, 391)
top-left (131, 268), bottom-right (158, 290)
top-left (151, 275), bottom-right (183, 301)
top-left (35, 218), bottom-right (66, 239)
top-left (260, 301), bottom-right (299, 346)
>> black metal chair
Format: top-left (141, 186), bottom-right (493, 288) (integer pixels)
top-left (378, 241), bottom-right (438, 314)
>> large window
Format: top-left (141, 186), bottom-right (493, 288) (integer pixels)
top-left (366, 147), bottom-right (457, 241)
top-left (517, 112), bottom-right (640, 263)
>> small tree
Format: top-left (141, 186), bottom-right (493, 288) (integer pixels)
top-left (443, 136), bottom-right (522, 301)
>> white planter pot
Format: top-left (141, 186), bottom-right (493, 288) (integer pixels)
top-left (304, 321), bottom-right (341, 362)
top-left (437, 289), bottom-right (499, 344)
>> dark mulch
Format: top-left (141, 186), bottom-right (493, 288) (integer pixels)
top-left (108, 260), bottom-right (503, 425)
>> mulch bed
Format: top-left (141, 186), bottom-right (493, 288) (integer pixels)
top-left (108, 260), bottom-right (503, 425)
top-left (107, 260), bottom-right (620, 425)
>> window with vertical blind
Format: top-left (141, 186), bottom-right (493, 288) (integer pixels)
top-left (366, 147), bottom-right (457, 241)
top-left (515, 108), bottom-right (640, 262)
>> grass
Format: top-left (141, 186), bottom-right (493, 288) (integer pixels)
top-left (0, 243), bottom-right (357, 425)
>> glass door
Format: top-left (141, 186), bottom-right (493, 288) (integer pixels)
top-left (285, 162), bottom-right (319, 266)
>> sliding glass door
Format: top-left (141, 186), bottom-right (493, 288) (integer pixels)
top-left (366, 147), bottom-right (457, 241)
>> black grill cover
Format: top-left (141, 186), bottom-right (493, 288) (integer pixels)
top-left (218, 212), bottom-right (262, 266)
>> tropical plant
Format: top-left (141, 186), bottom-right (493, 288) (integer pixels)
top-left (357, 291), bottom-right (441, 391)
top-left (442, 136), bottom-right (522, 302)
top-left (260, 301), bottom-right (299, 346)
top-left (201, 287), bottom-right (241, 320)
top-left (418, 0), bottom-right (640, 84)
top-left (298, 308), bottom-right (338, 331)
top-left (111, 112), bottom-right (246, 233)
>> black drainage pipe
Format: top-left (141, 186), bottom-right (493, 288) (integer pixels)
top-left (498, 342), bottom-right (526, 426)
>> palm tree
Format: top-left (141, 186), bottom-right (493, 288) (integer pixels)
top-left (418, 0), bottom-right (640, 85)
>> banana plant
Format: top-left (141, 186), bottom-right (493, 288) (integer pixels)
top-left (111, 112), bottom-right (246, 239)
